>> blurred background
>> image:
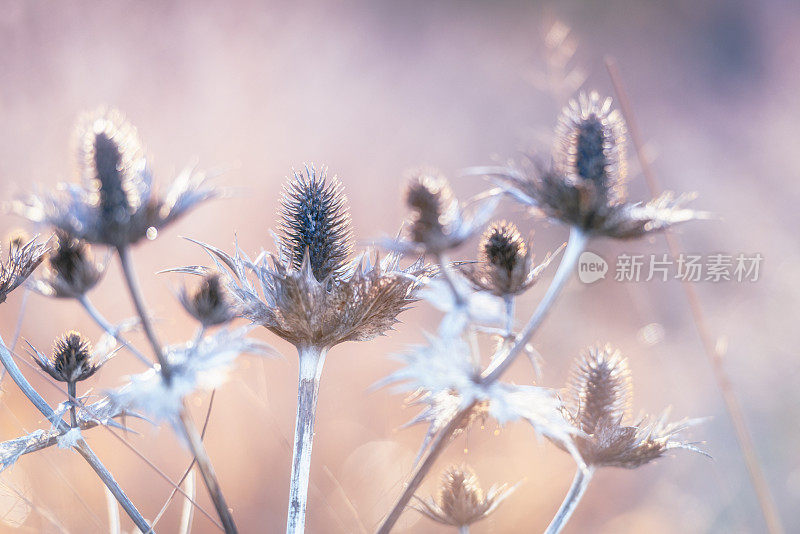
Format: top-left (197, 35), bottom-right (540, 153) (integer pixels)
top-left (0, 0), bottom-right (798, 532)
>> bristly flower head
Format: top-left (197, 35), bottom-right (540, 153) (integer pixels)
top-left (13, 107), bottom-right (218, 248)
top-left (31, 230), bottom-right (105, 299)
top-left (169, 165), bottom-right (432, 350)
top-left (398, 167), bottom-right (498, 254)
top-left (560, 344), bottom-right (706, 468)
top-left (462, 221), bottom-right (564, 297)
top-left (412, 465), bottom-right (516, 528)
top-left (178, 272), bottom-right (237, 327)
top-left (488, 92), bottom-right (708, 239)
top-left (29, 331), bottom-right (102, 383)
top-left (0, 234), bottom-right (47, 304)
top-left (278, 165), bottom-right (352, 281)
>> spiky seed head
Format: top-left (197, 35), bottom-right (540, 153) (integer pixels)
top-left (36, 331), bottom-right (99, 383)
top-left (405, 168), bottom-right (458, 250)
top-left (42, 230), bottom-right (104, 298)
top-left (480, 221), bottom-right (527, 275)
top-left (554, 91), bottom-right (628, 203)
top-left (76, 108), bottom-right (145, 223)
top-left (568, 344), bottom-right (631, 435)
top-left (277, 165), bottom-right (353, 282)
top-left (0, 236), bottom-right (47, 304)
top-left (179, 272), bottom-right (237, 327)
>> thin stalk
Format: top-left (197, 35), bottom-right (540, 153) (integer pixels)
top-left (606, 56), bottom-right (784, 534)
top-left (78, 294), bottom-right (151, 366)
top-left (458, 526), bottom-right (469, 534)
top-left (544, 467), bottom-right (594, 534)
top-left (116, 245), bottom-right (238, 533)
top-left (0, 335), bottom-right (151, 532)
top-left (482, 227), bottom-right (587, 383)
top-left (436, 253), bottom-right (465, 305)
top-left (378, 228), bottom-right (587, 533)
top-left (68, 381), bottom-right (78, 428)
top-left (286, 345), bottom-right (327, 534)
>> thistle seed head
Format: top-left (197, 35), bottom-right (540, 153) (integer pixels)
top-left (568, 344), bottom-right (631, 435)
top-left (404, 168), bottom-right (459, 251)
top-left (554, 91), bottom-right (627, 204)
top-left (413, 465), bottom-right (514, 528)
top-left (77, 108), bottom-right (145, 222)
top-left (480, 221), bottom-right (527, 275)
top-left (278, 165), bottom-right (353, 282)
top-left (33, 331), bottom-right (99, 383)
top-left (179, 272), bottom-right (237, 327)
top-left (37, 230), bottom-right (104, 298)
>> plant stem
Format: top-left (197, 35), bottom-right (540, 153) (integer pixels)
top-left (286, 345), bottom-right (327, 534)
top-left (116, 245), bottom-right (238, 533)
top-left (68, 381), bottom-right (78, 428)
top-left (378, 227), bottom-right (587, 533)
top-left (116, 246), bottom-right (171, 380)
top-left (0, 335), bottom-right (152, 532)
top-left (78, 294), bottom-right (151, 366)
top-left (458, 526), bottom-right (469, 534)
top-left (544, 467), bottom-right (594, 534)
top-left (376, 403), bottom-right (477, 534)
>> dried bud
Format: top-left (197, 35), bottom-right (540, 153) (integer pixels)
top-left (278, 165), bottom-right (353, 281)
top-left (32, 331), bottom-right (100, 383)
top-left (560, 345), bottom-right (706, 468)
top-left (34, 230), bottom-right (104, 299)
top-left (179, 273), bottom-right (236, 327)
top-left (405, 169), bottom-right (459, 252)
top-left (413, 466), bottom-right (514, 528)
top-left (554, 91), bottom-right (627, 204)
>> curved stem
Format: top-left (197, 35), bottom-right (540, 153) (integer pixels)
top-left (544, 467), bottom-right (594, 534)
top-left (78, 294), bottom-right (151, 366)
top-left (0, 335), bottom-right (152, 532)
top-left (286, 345), bottom-right (327, 534)
top-left (116, 245), bottom-right (237, 533)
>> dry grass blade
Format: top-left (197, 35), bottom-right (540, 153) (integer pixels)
top-left (605, 56), bottom-right (785, 534)
top-left (105, 486), bottom-right (121, 534)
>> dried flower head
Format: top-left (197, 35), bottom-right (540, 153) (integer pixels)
top-left (560, 344), bottom-right (705, 468)
top-left (31, 230), bottom-right (105, 299)
top-left (13, 107), bottom-right (218, 248)
top-left (413, 466), bottom-right (515, 528)
top-left (462, 221), bottom-right (563, 296)
top-left (171, 165), bottom-right (432, 350)
top-left (490, 92), bottom-right (707, 238)
top-left (399, 168), bottom-right (497, 254)
top-left (29, 331), bottom-right (101, 383)
top-left (0, 235), bottom-right (47, 304)
top-left (178, 272), bottom-right (237, 327)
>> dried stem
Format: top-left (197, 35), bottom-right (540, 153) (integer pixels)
top-left (287, 345), bottom-right (327, 534)
top-left (116, 245), bottom-right (238, 534)
top-left (78, 294), bottom-right (151, 366)
top-left (544, 467), bottom-right (594, 534)
top-left (0, 335), bottom-right (152, 532)
top-left (605, 56), bottom-right (785, 534)
top-left (377, 227), bottom-right (587, 533)
top-left (68, 380), bottom-right (78, 427)
top-left (459, 526), bottom-right (469, 534)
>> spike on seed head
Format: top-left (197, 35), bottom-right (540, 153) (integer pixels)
top-left (277, 165), bottom-right (353, 281)
top-left (76, 108), bottom-right (145, 221)
top-left (569, 344), bottom-right (632, 435)
top-left (480, 221), bottom-right (527, 274)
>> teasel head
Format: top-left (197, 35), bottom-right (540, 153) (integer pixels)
top-left (0, 234), bottom-right (47, 304)
top-left (29, 331), bottom-right (102, 383)
top-left (462, 221), bottom-right (563, 297)
top-left (32, 230), bottom-right (105, 299)
top-left (178, 272), bottom-right (237, 327)
top-left (488, 92), bottom-right (708, 239)
top-left (278, 165), bottom-right (353, 282)
top-left (13, 107), bottom-right (218, 248)
top-left (559, 344), bottom-right (707, 468)
top-left (401, 168), bottom-right (497, 254)
top-left (413, 465), bottom-right (516, 529)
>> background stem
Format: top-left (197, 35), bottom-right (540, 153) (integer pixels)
top-left (68, 381), bottom-right (77, 428)
top-left (544, 467), bottom-right (594, 534)
top-left (286, 345), bottom-right (327, 534)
